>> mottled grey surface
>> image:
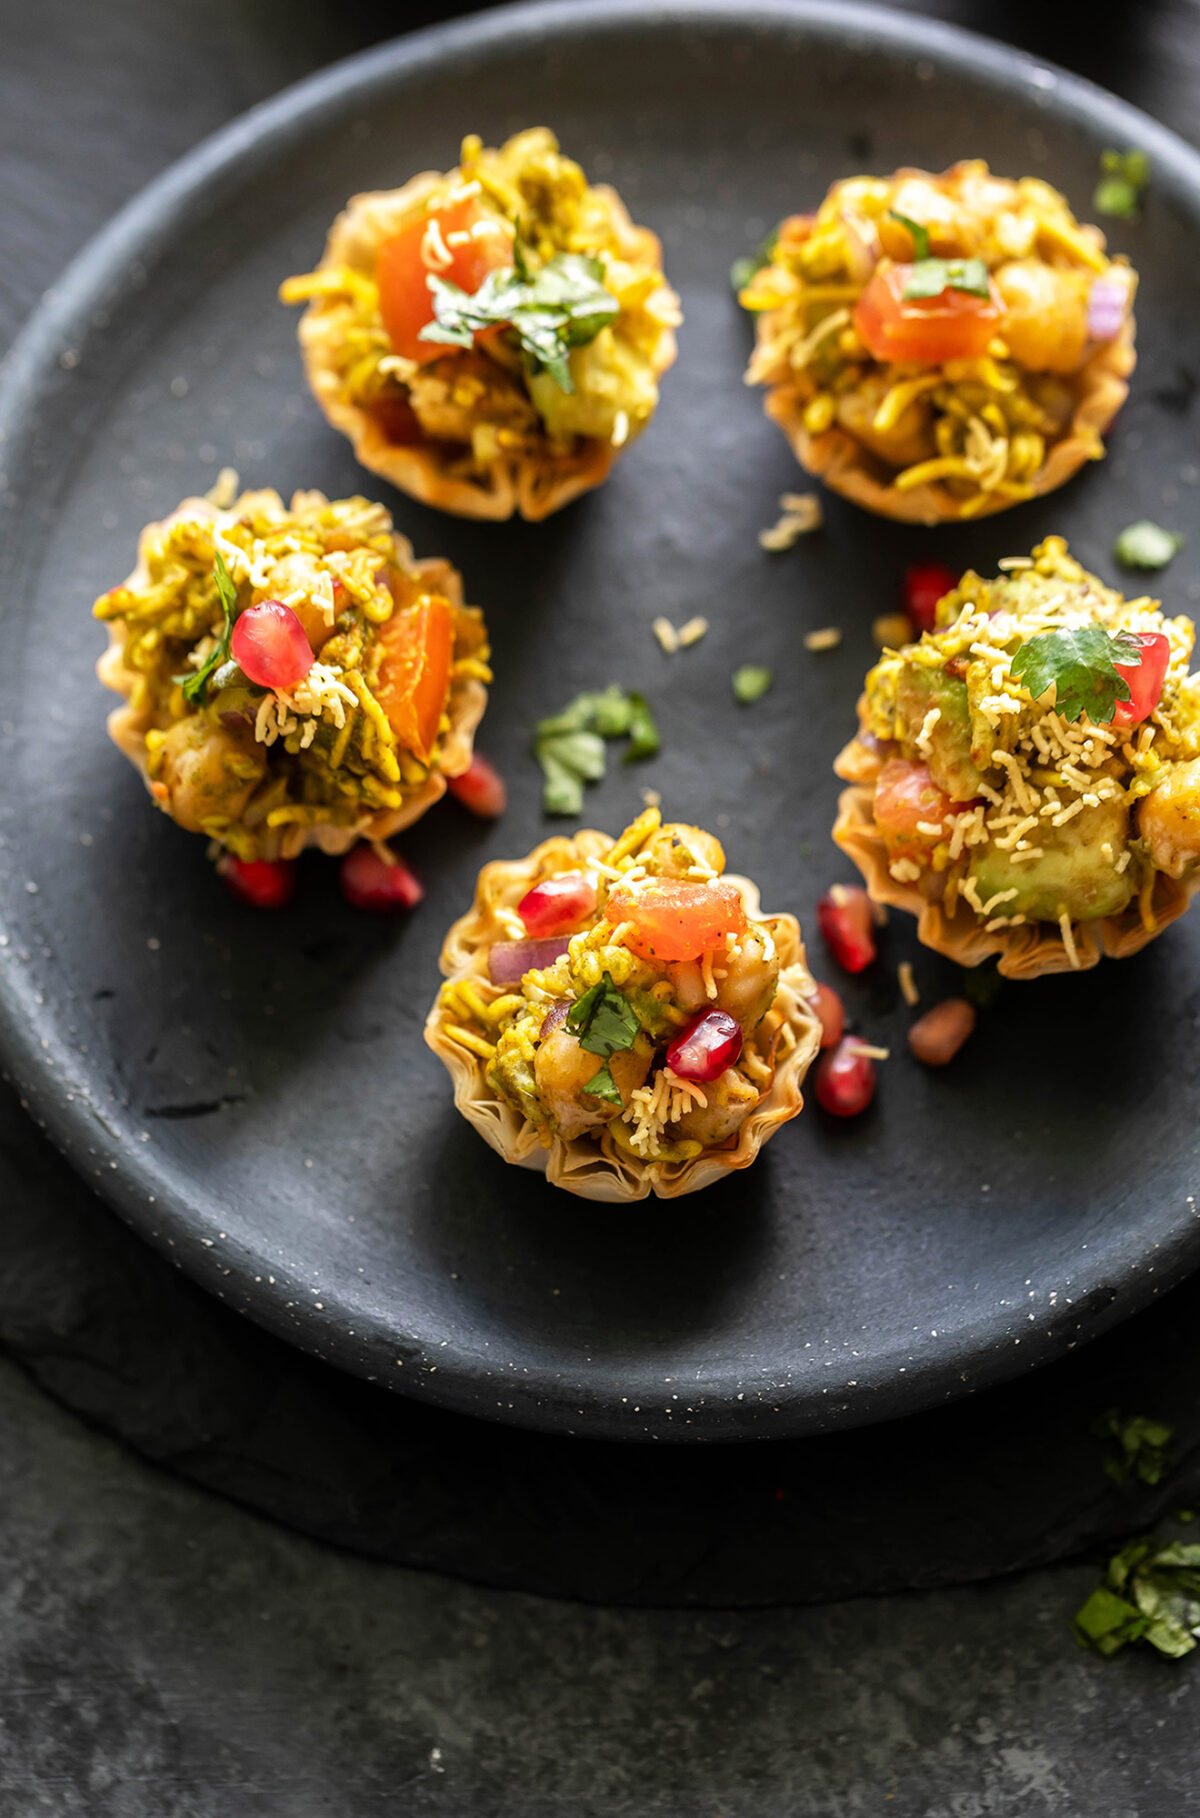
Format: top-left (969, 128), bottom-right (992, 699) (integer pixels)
top-left (7, 0), bottom-right (1200, 1812)
top-left (3, 1353), bottom-right (1199, 1818)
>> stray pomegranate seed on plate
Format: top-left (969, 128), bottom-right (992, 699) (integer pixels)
top-left (806, 981), bottom-right (845, 1049)
top-left (816, 884), bottom-right (877, 973)
top-left (903, 562), bottom-right (959, 635)
top-left (448, 753), bottom-right (507, 818)
top-left (814, 1038), bottom-right (878, 1116)
top-left (340, 843), bottom-right (424, 913)
top-left (218, 855), bottom-right (296, 910)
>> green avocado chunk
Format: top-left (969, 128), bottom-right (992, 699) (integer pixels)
top-left (968, 799), bottom-right (1134, 923)
top-left (894, 664), bottom-right (985, 801)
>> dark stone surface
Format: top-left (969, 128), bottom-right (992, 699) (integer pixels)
top-left (6, 0), bottom-right (1200, 1811)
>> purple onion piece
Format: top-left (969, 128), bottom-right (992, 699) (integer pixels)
top-left (487, 936), bottom-right (571, 986)
top-left (1087, 275), bottom-right (1130, 343)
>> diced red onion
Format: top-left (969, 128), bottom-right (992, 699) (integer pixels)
top-left (487, 937), bottom-right (571, 985)
top-left (1087, 275), bottom-right (1130, 343)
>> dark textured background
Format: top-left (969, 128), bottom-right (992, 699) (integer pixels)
top-left (5, 0), bottom-right (1200, 1812)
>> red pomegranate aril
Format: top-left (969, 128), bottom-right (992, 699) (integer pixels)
top-left (666, 1009), bottom-right (744, 1082)
top-left (904, 562), bottom-right (959, 635)
top-left (340, 843), bottom-right (424, 913)
top-left (518, 872), bottom-right (598, 938)
top-left (448, 753), bottom-right (507, 819)
top-left (814, 1039), bottom-right (876, 1116)
top-left (817, 884), bottom-right (877, 974)
top-left (231, 599), bottom-right (314, 692)
top-left (1110, 631), bottom-right (1170, 727)
top-left (807, 981), bottom-right (845, 1049)
top-left (218, 855), bottom-right (296, 910)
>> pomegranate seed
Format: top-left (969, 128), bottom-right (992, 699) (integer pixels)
top-left (908, 997), bottom-right (976, 1067)
top-left (666, 1009), bottom-right (744, 1082)
top-left (807, 981), bottom-right (845, 1049)
top-left (518, 871), bottom-right (598, 938)
top-left (448, 752), bottom-right (507, 818)
top-left (903, 562), bottom-right (959, 635)
top-left (231, 599), bottom-right (314, 692)
top-left (814, 1038), bottom-right (876, 1116)
top-left (218, 855), bottom-right (296, 910)
top-left (817, 884), bottom-right (877, 974)
top-left (340, 843), bottom-right (424, 913)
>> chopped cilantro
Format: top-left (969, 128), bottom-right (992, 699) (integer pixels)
top-left (888, 211), bottom-right (991, 301)
top-left (420, 245), bottom-right (618, 392)
top-left (580, 1058), bottom-right (623, 1105)
top-left (1094, 148), bottom-right (1150, 222)
top-left (174, 552), bottom-right (238, 705)
top-left (731, 224), bottom-right (780, 295)
top-left (533, 686), bottom-right (658, 815)
top-left (1010, 625), bottom-right (1143, 725)
top-left (1114, 520), bottom-right (1183, 570)
top-left (1092, 1410), bottom-right (1175, 1488)
top-left (733, 665), bottom-right (773, 705)
top-left (567, 972), bottom-right (640, 1100)
top-left (1074, 1533), bottom-right (1200, 1659)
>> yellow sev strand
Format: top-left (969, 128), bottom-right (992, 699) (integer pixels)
top-left (444, 1025), bottom-right (496, 1061)
top-left (872, 373), bottom-right (940, 433)
top-left (278, 267), bottom-right (378, 308)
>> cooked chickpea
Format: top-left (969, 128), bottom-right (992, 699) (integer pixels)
top-left (1138, 759), bottom-right (1200, 877)
top-left (993, 261), bottom-right (1092, 372)
top-left (155, 714), bottom-right (266, 834)
top-left (533, 1028), bottom-right (649, 1141)
top-left (673, 1067), bottom-right (759, 1146)
top-left (641, 823), bottom-right (726, 879)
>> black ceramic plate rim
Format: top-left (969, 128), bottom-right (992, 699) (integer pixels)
top-left (3, 0), bottom-right (1200, 1442)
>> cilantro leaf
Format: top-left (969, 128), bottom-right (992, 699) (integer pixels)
top-left (1009, 625), bottom-right (1142, 725)
top-left (533, 686), bottom-right (658, 815)
top-left (1092, 1410), bottom-right (1175, 1488)
top-left (1074, 1532), bottom-right (1200, 1660)
top-left (733, 664), bottom-right (773, 705)
top-left (1095, 147), bottom-right (1150, 222)
top-left (173, 553), bottom-right (238, 705)
top-left (420, 249), bottom-right (618, 393)
top-left (731, 224), bottom-right (780, 295)
top-left (581, 1058), bottom-right (623, 1105)
top-left (1114, 520), bottom-right (1183, 570)
top-left (887, 210), bottom-right (991, 302)
top-left (566, 973), bottom-right (640, 1059)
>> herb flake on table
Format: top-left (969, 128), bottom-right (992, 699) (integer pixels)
top-left (1113, 520), bottom-right (1182, 570)
top-left (1010, 625), bottom-right (1142, 725)
top-left (1074, 1531), bottom-right (1200, 1659)
top-left (1093, 1410), bottom-right (1175, 1488)
top-left (1094, 148), bottom-right (1150, 222)
top-left (732, 665), bottom-right (773, 705)
top-left (533, 686), bottom-right (659, 815)
top-left (420, 245), bottom-right (618, 392)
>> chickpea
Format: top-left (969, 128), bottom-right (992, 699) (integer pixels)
top-left (154, 714), bottom-right (266, 834)
top-left (641, 823), bottom-right (726, 879)
top-left (993, 261), bottom-right (1092, 373)
top-left (673, 1067), bottom-right (759, 1146)
top-left (534, 1028), bottom-right (650, 1142)
top-left (715, 929), bottom-right (780, 1032)
top-left (1138, 760), bottom-right (1200, 878)
top-left (253, 553), bottom-right (338, 652)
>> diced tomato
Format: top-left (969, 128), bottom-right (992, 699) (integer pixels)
top-left (373, 595), bottom-right (455, 765)
top-left (806, 981), bottom-right (845, 1050)
top-left (340, 843), bottom-right (424, 913)
top-left (447, 753), bottom-right (507, 819)
top-left (377, 193), bottom-right (515, 364)
top-left (218, 855), bottom-right (296, 910)
top-left (1110, 631), bottom-right (1170, 728)
top-left (904, 562), bottom-right (959, 635)
top-left (873, 758), bottom-right (955, 853)
top-left (853, 264), bottom-right (1000, 365)
top-left (605, 878), bottom-right (748, 963)
top-left (518, 872), bottom-right (598, 938)
top-left (816, 885), bottom-right (876, 974)
top-left (814, 1039), bottom-right (877, 1117)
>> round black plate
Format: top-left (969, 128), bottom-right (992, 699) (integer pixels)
top-left (3, 0), bottom-right (1200, 1442)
